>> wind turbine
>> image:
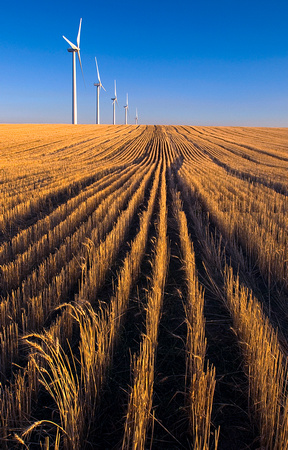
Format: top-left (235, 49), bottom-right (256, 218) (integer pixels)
top-left (94, 57), bottom-right (106, 124)
top-left (135, 108), bottom-right (138, 125)
top-left (63, 18), bottom-right (84, 124)
top-left (124, 93), bottom-right (129, 125)
top-left (111, 80), bottom-right (118, 125)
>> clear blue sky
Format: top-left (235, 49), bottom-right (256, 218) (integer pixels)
top-left (1, 0), bottom-right (288, 125)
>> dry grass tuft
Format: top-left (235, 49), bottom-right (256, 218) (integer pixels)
top-left (225, 266), bottom-right (288, 448)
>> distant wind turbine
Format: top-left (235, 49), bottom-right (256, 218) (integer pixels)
top-left (135, 108), bottom-right (138, 125)
top-left (94, 57), bottom-right (106, 124)
top-left (124, 93), bottom-right (129, 125)
top-left (111, 80), bottom-right (118, 125)
top-left (63, 18), bottom-right (84, 124)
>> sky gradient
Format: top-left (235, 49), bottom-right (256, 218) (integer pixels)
top-left (1, 0), bottom-right (288, 125)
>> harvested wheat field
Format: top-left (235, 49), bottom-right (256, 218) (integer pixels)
top-left (1, 124), bottom-right (288, 449)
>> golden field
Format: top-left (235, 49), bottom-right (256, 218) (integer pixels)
top-left (0, 124), bottom-right (288, 449)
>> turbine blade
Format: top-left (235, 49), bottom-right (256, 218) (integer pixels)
top-left (126, 93), bottom-right (128, 108)
top-left (95, 57), bottom-right (101, 83)
top-left (114, 80), bottom-right (117, 98)
top-left (63, 35), bottom-right (77, 49)
top-left (78, 51), bottom-right (85, 86)
top-left (77, 18), bottom-right (82, 48)
top-left (101, 83), bottom-right (106, 92)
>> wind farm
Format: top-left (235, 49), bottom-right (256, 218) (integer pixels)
top-left (1, 2), bottom-right (288, 449)
top-left (62, 20), bottom-right (135, 126)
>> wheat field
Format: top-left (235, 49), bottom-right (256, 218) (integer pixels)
top-left (0, 124), bottom-right (288, 449)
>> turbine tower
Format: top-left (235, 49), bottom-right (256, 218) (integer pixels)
top-left (135, 108), bottom-right (138, 125)
top-left (63, 18), bottom-right (84, 124)
top-left (94, 57), bottom-right (106, 124)
top-left (111, 80), bottom-right (118, 125)
top-left (124, 93), bottom-right (129, 125)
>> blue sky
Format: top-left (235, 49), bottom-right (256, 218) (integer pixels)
top-left (1, 0), bottom-right (288, 125)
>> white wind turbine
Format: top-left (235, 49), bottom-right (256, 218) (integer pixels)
top-left (135, 108), bottom-right (138, 125)
top-left (94, 57), bottom-right (106, 124)
top-left (63, 18), bottom-right (84, 124)
top-left (124, 93), bottom-right (129, 125)
top-left (111, 80), bottom-right (118, 125)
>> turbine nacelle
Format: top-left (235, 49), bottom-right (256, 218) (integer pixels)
top-left (124, 93), bottom-right (129, 110)
top-left (111, 80), bottom-right (118, 104)
top-left (94, 82), bottom-right (106, 90)
top-left (63, 35), bottom-right (79, 51)
top-left (112, 80), bottom-right (117, 124)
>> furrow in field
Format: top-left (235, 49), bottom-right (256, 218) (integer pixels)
top-left (171, 162), bottom-right (259, 448)
top-left (169, 173), bottom-right (218, 449)
top-left (122, 157), bottom-right (168, 450)
top-left (224, 267), bottom-right (288, 449)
